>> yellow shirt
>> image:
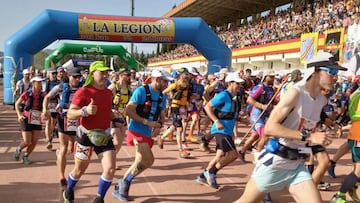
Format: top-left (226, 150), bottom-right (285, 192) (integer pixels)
top-left (169, 80), bottom-right (189, 107)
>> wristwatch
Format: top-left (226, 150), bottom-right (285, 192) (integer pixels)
top-left (81, 106), bottom-right (88, 117)
top-left (300, 129), bottom-right (310, 141)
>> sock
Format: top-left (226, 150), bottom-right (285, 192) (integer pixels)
top-left (97, 176), bottom-right (112, 199)
top-left (339, 172), bottom-right (359, 193)
top-left (23, 153), bottom-right (28, 158)
top-left (306, 164), bottom-right (314, 174)
top-left (67, 173), bottom-right (79, 191)
top-left (125, 173), bottom-right (134, 183)
top-left (208, 166), bottom-right (219, 175)
top-left (16, 147), bottom-right (21, 152)
top-left (200, 170), bottom-right (207, 179)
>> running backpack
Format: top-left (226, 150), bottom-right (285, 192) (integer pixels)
top-left (135, 85), bottom-right (163, 121)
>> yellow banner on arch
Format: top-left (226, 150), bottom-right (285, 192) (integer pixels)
top-left (78, 14), bottom-right (175, 43)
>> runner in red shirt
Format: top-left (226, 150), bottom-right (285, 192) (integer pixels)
top-left (63, 61), bottom-right (118, 203)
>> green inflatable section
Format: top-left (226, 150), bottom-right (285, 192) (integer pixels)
top-left (44, 43), bottom-right (138, 70)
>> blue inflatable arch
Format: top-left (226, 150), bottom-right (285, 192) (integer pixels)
top-left (3, 9), bottom-right (231, 104)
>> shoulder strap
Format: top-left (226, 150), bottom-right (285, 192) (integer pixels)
top-left (355, 54), bottom-right (360, 75)
top-left (144, 85), bottom-right (151, 102)
top-left (60, 82), bottom-right (71, 109)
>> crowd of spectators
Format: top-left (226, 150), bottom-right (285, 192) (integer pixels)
top-left (148, 0), bottom-right (360, 63)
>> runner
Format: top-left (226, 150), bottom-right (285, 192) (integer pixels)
top-left (13, 76), bottom-right (46, 165)
top-left (43, 67), bottom-right (61, 150)
top-left (62, 61), bottom-right (116, 203)
top-left (236, 51), bottom-right (345, 203)
top-left (331, 87), bottom-right (360, 202)
top-left (159, 67), bottom-right (193, 158)
top-left (42, 67), bottom-right (82, 191)
top-left (112, 68), bottom-right (171, 202)
top-left (195, 72), bottom-right (243, 189)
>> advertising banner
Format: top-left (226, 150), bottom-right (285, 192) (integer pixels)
top-left (78, 14), bottom-right (175, 43)
top-left (300, 32), bottom-right (318, 64)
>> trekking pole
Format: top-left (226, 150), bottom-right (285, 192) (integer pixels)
top-left (237, 75), bottom-right (289, 146)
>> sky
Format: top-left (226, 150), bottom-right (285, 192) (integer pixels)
top-left (0, 0), bottom-right (184, 54)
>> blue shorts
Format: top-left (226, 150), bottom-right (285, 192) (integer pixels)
top-left (252, 153), bottom-right (312, 193)
top-left (250, 114), bottom-right (265, 134)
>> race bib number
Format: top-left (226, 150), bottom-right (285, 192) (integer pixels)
top-left (179, 107), bottom-right (188, 120)
top-left (74, 142), bottom-right (93, 160)
top-left (29, 110), bottom-right (41, 125)
top-left (64, 116), bottom-right (79, 132)
top-left (48, 101), bottom-right (57, 113)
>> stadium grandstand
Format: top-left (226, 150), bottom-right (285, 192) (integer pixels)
top-left (147, 0), bottom-right (359, 76)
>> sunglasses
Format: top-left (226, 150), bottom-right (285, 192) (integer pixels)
top-left (51, 72), bottom-right (57, 75)
top-left (319, 67), bottom-right (338, 76)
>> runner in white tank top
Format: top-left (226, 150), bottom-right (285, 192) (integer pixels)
top-left (236, 51), bottom-right (347, 203)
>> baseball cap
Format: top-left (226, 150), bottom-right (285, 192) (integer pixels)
top-left (84, 61), bottom-right (111, 86)
top-left (261, 70), bottom-right (276, 82)
top-left (187, 67), bottom-right (199, 76)
top-left (306, 51), bottom-right (347, 71)
top-left (30, 76), bottom-right (45, 83)
top-left (57, 66), bottom-right (65, 72)
top-left (66, 67), bottom-right (82, 77)
top-left (22, 69), bottom-right (30, 75)
top-left (290, 69), bottom-right (302, 81)
top-left (119, 68), bottom-right (130, 75)
top-left (48, 68), bottom-right (57, 73)
top-left (151, 69), bottom-right (173, 81)
top-left (177, 67), bottom-right (189, 74)
top-left (225, 72), bottom-right (245, 83)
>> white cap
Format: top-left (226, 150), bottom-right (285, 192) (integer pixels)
top-left (30, 76), bottom-right (45, 82)
top-left (22, 69), bottom-right (30, 75)
top-left (187, 67), bottom-right (199, 76)
top-left (225, 72), bottom-right (245, 83)
top-left (151, 69), bottom-right (173, 81)
top-left (261, 70), bottom-right (276, 82)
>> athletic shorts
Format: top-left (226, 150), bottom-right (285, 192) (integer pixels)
top-left (250, 114), bottom-right (266, 135)
top-left (214, 133), bottom-right (236, 152)
top-left (57, 114), bottom-right (76, 136)
top-left (171, 107), bottom-right (183, 128)
top-left (20, 117), bottom-right (42, 131)
top-left (251, 157), bottom-right (312, 193)
top-left (348, 139), bottom-right (360, 163)
top-left (75, 130), bottom-right (115, 156)
top-left (126, 130), bottom-right (154, 148)
top-left (310, 145), bottom-right (326, 155)
top-left (50, 112), bottom-right (59, 119)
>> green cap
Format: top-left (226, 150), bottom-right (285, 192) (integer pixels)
top-left (84, 61), bottom-right (111, 86)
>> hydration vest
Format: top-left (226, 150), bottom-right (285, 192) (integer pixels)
top-left (45, 79), bottom-right (60, 93)
top-left (135, 85), bottom-right (163, 121)
top-left (24, 89), bottom-right (45, 111)
top-left (214, 91), bottom-right (240, 120)
top-left (112, 84), bottom-right (131, 108)
top-left (59, 82), bottom-right (79, 109)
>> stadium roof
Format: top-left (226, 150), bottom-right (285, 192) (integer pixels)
top-left (163, 0), bottom-right (293, 26)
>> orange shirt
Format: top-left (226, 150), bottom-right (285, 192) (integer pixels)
top-left (348, 121), bottom-right (360, 141)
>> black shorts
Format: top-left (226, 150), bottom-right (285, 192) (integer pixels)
top-left (76, 130), bottom-right (115, 155)
top-left (310, 145), bottom-right (326, 155)
top-left (171, 107), bottom-right (183, 128)
top-left (214, 133), bottom-right (236, 152)
top-left (50, 112), bottom-right (59, 119)
top-left (57, 114), bottom-right (76, 136)
top-left (20, 117), bottom-right (42, 131)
